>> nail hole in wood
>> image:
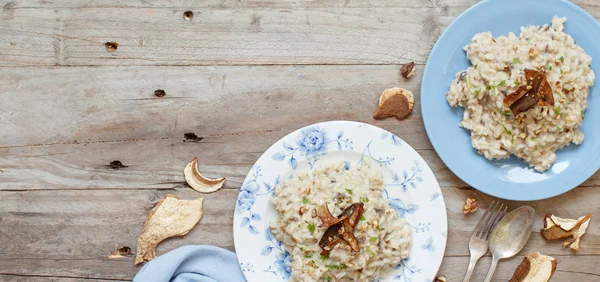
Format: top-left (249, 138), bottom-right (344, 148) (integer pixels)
top-left (183, 10), bottom-right (194, 21)
top-left (154, 89), bottom-right (166, 98)
top-left (184, 132), bottom-right (203, 142)
top-left (109, 160), bottom-right (128, 169)
top-left (105, 42), bottom-right (119, 52)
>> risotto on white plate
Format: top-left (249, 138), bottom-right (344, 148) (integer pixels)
top-left (270, 161), bottom-right (411, 282)
top-left (446, 16), bottom-right (595, 172)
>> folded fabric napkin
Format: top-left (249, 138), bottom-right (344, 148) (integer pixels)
top-left (133, 245), bottom-right (246, 282)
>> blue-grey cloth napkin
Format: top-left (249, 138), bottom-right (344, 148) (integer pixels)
top-left (133, 245), bottom-right (246, 282)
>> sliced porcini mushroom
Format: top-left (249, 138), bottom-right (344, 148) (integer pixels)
top-left (509, 252), bottom-right (556, 282)
top-left (134, 195), bottom-right (204, 264)
top-left (373, 87), bottom-right (414, 120)
top-left (524, 69), bottom-right (554, 106)
top-left (506, 69), bottom-right (554, 115)
top-left (540, 213), bottom-right (592, 251)
top-left (338, 202), bottom-right (364, 228)
top-left (563, 218), bottom-right (590, 251)
top-left (318, 202), bottom-right (365, 255)
top-left (184, 158), bottom-right (225, 193)
top-left (317, 203), bottom-right (347, 228)
top-left (550, 214), bottom-right (587, 231)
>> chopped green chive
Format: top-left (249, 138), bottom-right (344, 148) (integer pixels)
top-left (320, 253), bottom-right (329, 260)
top-left (376, 225), bottom-right (381, 231)
top-left (304, 254), bottom-right (313, 258)
top-left (502, 125), bottom-right (512, 135)
top-left (554, 106), bottom-right (561, 115)
top-left (326, 277), bottom-right (332, 281)
top-left (327, 264), bottom-right (346, 270)
top-left (345, 188), bottom-right (353, 195)
top-left (486, 84), bottom-right (494, 90)
top-left (359, 196), bottom-right (370, 203)
top-left (555, 126), bottom-right (562, 133)
top-left (513, 58), bottom-right (523, 64)
top-left (548, 65), bottom-right (553, 71)
top-left (559, 56), bottom-right (564, 63)
top-left (581, 111), bottom-right (585, 120)
top-left (532, 137), bottom-right (537, 142)
top-left (307, 223), bottom-right (316, 234)
top-left (370, 236), bottom-right (378, 242)
top-left (298, 223), bottom-right (301, 228)
top-left (497, 80), bottom-right (506, 87)
top-left (511, 135), bottom-right (515, 144)
top-left (473, 89), bottom-right (481, 98)
top-left (302, 197), bottom-right (311, 204)
top-left (366, 247), bottom-right (376, 258)
top-left (514, 80), bottom-right (519, 86)
top-left (359, 215), bottom-right (366, 221)
top-left (501, 111), bottom-right (512, 117)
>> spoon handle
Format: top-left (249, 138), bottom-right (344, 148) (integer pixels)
top-left (483, 256), bottom-right (500, 282)
top-left (462, 257), bottom-right (479, 282)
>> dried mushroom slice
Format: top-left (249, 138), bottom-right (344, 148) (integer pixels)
top-left (318, 202), bottom-right (365, 255)
top-left (134, 195), bottom-right (204, 264)
top-left (563, 218), bottom-right (590, 251)
top-left (316, 203), bottom-right (347, 228)
top-left (373, 87), bottom-right (414, 120)
top-left (509, 252), bottom-right (556, 282)
top-left (540, 213), bottom-right (592, 251)
top-left (184, 158), bottom-right (226, 193)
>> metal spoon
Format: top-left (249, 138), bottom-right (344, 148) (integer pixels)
top-left (483, 206), bottom-right (535, 282)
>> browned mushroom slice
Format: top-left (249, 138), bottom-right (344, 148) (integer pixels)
top-left (524, 68), bottom-right (554, 106)
top-left (510, 90), bottom-right (540, 116)
top-left (537, 76), bottom-right (554, 106)
top-left (340, 218), bottom-right (360, 252)
top-left (318, 222), bottom-right (343, 255)
top-left (317, 203), bottom-right (347, 228)
top-left (338, 202), bottom-right (364, 229)
top-left (503, 85), bottom-right (530, 108)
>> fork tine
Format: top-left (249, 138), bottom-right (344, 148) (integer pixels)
top-left (488, 205), bottom-right (509, 238)
top-left (473, 201), bottom-right (497, 237)
top-left (481, 203), bottom-right (505, 239)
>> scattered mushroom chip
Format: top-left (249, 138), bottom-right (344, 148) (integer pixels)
top-left (509, 252), bottom-right (556, 282)
top-left (540, 213), bottom-right (591, 251)
top-left (134, 194), bottom-right (204, 264)
top-left (184, 158), bottom-right (225, 193)
top-left (373, 87), bottom-right (414, 120)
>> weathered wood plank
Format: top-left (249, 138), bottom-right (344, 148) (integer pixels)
top-left (0, 65), bottom-right (423, 147)
top-left (1, 65), bottom-right (597, 190)
top-left (0, 188), bottom-right (598, 280)
top-left (0, 275), bottom-right (128, 282)
top-left (1, 1), bottom-right (598, 66)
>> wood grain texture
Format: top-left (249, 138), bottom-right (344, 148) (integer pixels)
top-left (0, 66), bottom-right (597, 190)
top-left (0, 188), bottom-right (598, 280)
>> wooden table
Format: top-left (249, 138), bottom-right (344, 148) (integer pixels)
top-left (1, 0), bottom-right (598, 281)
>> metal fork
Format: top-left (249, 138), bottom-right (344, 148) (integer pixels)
top-left (462, 201), bottom-right (507, 282)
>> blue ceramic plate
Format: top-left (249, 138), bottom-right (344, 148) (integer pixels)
top-left (234, 121), bottom-right (447, 282)
top-left (422, 0), bottom-right (600, 201)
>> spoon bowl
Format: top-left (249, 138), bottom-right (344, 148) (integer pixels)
top-left (483, 206), bottom-right (535, 282)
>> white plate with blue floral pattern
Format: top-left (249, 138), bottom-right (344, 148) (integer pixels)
top-left (233, 121), bottom-right (447, 282)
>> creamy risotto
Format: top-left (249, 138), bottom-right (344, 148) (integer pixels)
top-left (446, 16), bottom-right (594, 172)
top-left (270, 161), bottom-right (411, 282)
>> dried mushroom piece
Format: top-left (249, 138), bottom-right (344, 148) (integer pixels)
top-left (134, 195), bottom-right (204, 264)
top-left (540, 213), bottom-right (591, 251)
top-left (184, 158), bottom-right (225, 193)
top-left (505, 69), bottom-right (554, 115)
top-left (462, 198), bottom-right (478, 215)
top-left (318, 203), bottom-right (365, 255)
top-left (400, 62), bottom-right (416, 79)
top-left (316, 203), bottom-right (347, 228)
top-left (509, 252), bottom-right (556, 282)
top-left (373, 87), bottom-right (414, 120)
